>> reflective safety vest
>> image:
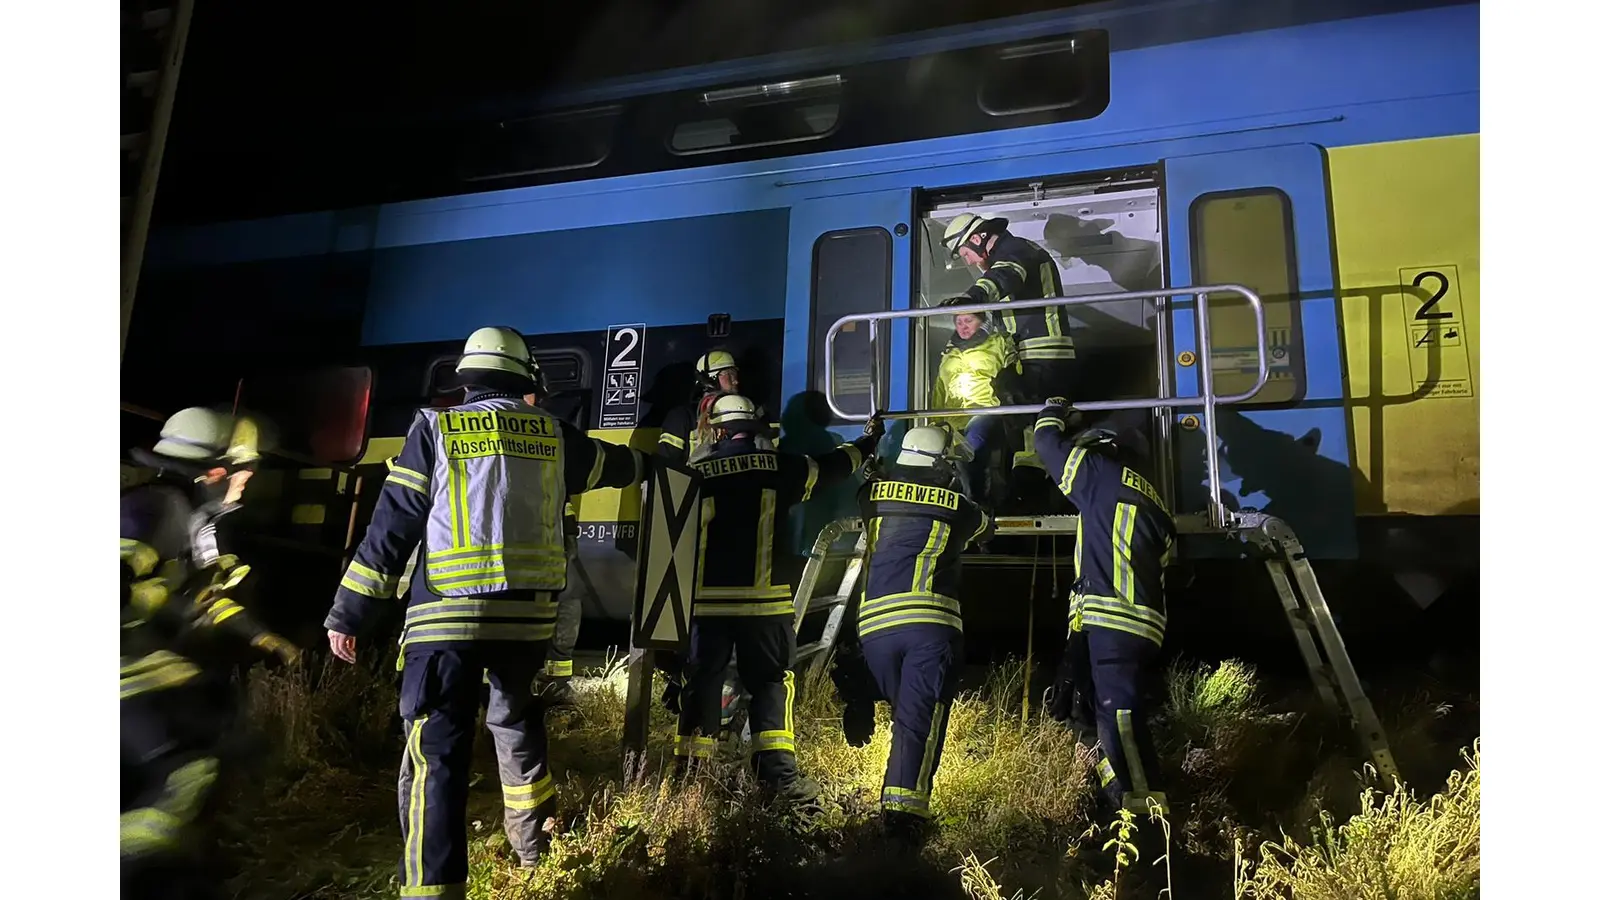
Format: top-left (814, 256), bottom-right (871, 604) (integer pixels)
top-left (420, 396), bottom-right (569, 596)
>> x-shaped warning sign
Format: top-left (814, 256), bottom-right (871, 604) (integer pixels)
top-left (631, 458), bottom-right (703, 651)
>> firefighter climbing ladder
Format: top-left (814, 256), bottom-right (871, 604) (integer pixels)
top-left (807, 285), bottom-right (1401, 785)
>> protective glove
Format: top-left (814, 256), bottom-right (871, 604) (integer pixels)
top-left (661, 676), bottom-right (683, 715)
top-left (252, 631), bottom-right (301, 667)
top-left (842, 698), bottom-right (876, 748)
top-left (862, 412), bottom-right (886, 442)
top-left (938, 296), bottom-right (970, 308)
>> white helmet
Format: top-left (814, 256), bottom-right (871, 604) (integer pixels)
top-left (696, 349), bottom-right (738, 390)
top-left (941, 212), bottom-right (1008, 259)
top-left (708, 394), bottom-right (761, 429)
top-left (895, 425), bottom-right (957, 468)
top-left (456, 326), bottom-right (544, 389)
top-left (152, 407), bottom-right (235, 462)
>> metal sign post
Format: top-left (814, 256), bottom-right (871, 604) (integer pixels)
top-left (621, 457), bottom-right (703, 767)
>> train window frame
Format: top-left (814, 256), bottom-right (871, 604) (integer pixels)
top-left (977, 37), bottom-right (1095, 118)
top-left (667, 74), bottom-right (846, 157)
top-left (809, 227), bottom-right (893, 416)
top-left (423, 347), bottom-right (593, 400)
top-left (457, 105), bottom-right (623, 183)
top-left (1187, 187), bottom-right (1307, 406)
top-left (234, 364), bottom-right (375, 467)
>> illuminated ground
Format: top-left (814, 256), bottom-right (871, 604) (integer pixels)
top-left (220, 649), bottom-right (1479, 899)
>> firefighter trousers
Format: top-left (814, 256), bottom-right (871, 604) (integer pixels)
top-left (1062, 624), bottom-right (1165, 812)
top-left (861, 624), bottom-right (963, 818)
top-left (675, 614), bottom-right (798, 783)
top-left (121, 667), bottom-right (231, 900)
top-left (1020, 358), bottom-right (1077, 404)
top-left (397, 641), bottom-right (554, 898)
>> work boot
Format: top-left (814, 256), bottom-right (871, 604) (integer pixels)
top-left (535, 676), bottom-right (578, 708)
top-left (882, 809), bottom-right (931, 853)
top-left (768, 773), bottom-right (824, 808)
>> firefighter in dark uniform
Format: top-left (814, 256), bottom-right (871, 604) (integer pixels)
top-left (675, 394), bottom-right (882, 802)
top-left (939, 212), bottom-right (1078, 403)
top-left (655, 349), bottom-right (763, 713)
top-left (122, 408), bottom-right (299, 900)
top-left (853, 425), bottom-right (993, 841)
top-left (323, 326), bottom-right (647, 898)
top-left (1032, 398), bottom-right (1174, 817)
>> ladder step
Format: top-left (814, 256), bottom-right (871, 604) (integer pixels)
top-left (800, 593), bottom-right (850, 614)
top-left (795, 642), bottom-right (826, 660)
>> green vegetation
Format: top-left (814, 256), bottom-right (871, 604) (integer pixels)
top-left (220, 653), bottom-right (1480, 899)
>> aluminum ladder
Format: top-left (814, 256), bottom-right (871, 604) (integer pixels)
top-left (814, 284), bottom-right (1401, 784)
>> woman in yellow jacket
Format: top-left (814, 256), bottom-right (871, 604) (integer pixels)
top-left (929, 311), bottom-right (1017, 505)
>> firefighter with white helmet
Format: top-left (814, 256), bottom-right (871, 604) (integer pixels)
top-left (674, 393), bottom-right (882, 805)
top-left (939, 212), bottom-right (1078, 403)
top-left (658, 348), bottom-right (768, 466)
top-left (847, 424), bottom-right (993, 843)
top-left (655, 347), bottom-right (767, 714)
top-left (323, 325), bottom-right (648, 894)
top-left (121, 407), bottom-right (297, 898)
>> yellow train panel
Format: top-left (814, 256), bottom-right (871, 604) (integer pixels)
top-left (1327, 134), bottom-right (1479, 516)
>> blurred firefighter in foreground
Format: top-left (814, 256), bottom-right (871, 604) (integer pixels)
top-left (1033, 398), bottom-right (1173, 817)
top-left (121, 408), bottom-right (299, 900)
top-left (323, 325), bottom-right (646, 896)
top-left (675, 394), bottom-right (882, 804)
top-left (850, 425), bottom-right (993, 843)
top-left (929, 309), bottom-right (1017, 509)
top-left (939, 212), bottom-right (1077, 403)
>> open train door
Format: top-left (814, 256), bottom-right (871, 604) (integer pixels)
top-left (1164, 143), bottom-right (1357, 560)
top-left (781, 190), bottom-right (915, 438)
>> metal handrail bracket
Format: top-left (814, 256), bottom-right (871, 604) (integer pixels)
top-left (821, 284), bottom-right (1269, 528)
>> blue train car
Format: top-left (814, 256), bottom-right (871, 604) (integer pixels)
top-left (129, 0), bottom-right (1479, 663)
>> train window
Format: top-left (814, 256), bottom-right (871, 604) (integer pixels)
top-left (424, 348), bottom-right (591, 399)
top-left (1190, 190), bottom-right (1304, 405)
top-left (978, 38), bottom-right (1094, 117)
top-left (457, 105), bottom-right (622, 183)
top-left (810, 228), bottom-right (891, 417)
top-left (668, 75), bottom-right (844, 156)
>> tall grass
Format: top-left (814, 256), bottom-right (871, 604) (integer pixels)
top-left (223, 653), bottom-right (1479, 900)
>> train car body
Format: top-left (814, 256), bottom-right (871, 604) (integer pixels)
top-left (129, 0), bottom-right (1480, 664)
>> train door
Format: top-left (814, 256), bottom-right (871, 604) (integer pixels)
top-left (1164, 143), bottom-right (1357, 559)
top-left (915, 171), bottom-right (1170, 508)
top-left (782, 191), bottom-right (915, 436)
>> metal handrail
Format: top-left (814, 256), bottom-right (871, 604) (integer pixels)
top-left (820, 283), bottom-right (1269, 528)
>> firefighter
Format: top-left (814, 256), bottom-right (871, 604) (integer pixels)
top-left (323, 325), bottom-right (647, 896)
top-left (122, 408), bottom-right (299, 900)
top-left (675, 394), bottom-right (882, 803)
top-left (928, 310), bottom-right (1017, 507)
top-left (657, 349), bottom-right (767, 465)
top-left (656, 349), bottom-right (765, 713)
top-left (939, 212), bottom-right (1077, 403)
top-left (1032, 398), bottom-right (1174, 817)
top-left (850, 425), bottom-right (993, 842)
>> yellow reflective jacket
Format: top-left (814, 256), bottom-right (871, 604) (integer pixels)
top-left (930, 329), bottom-right (1017, 432)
